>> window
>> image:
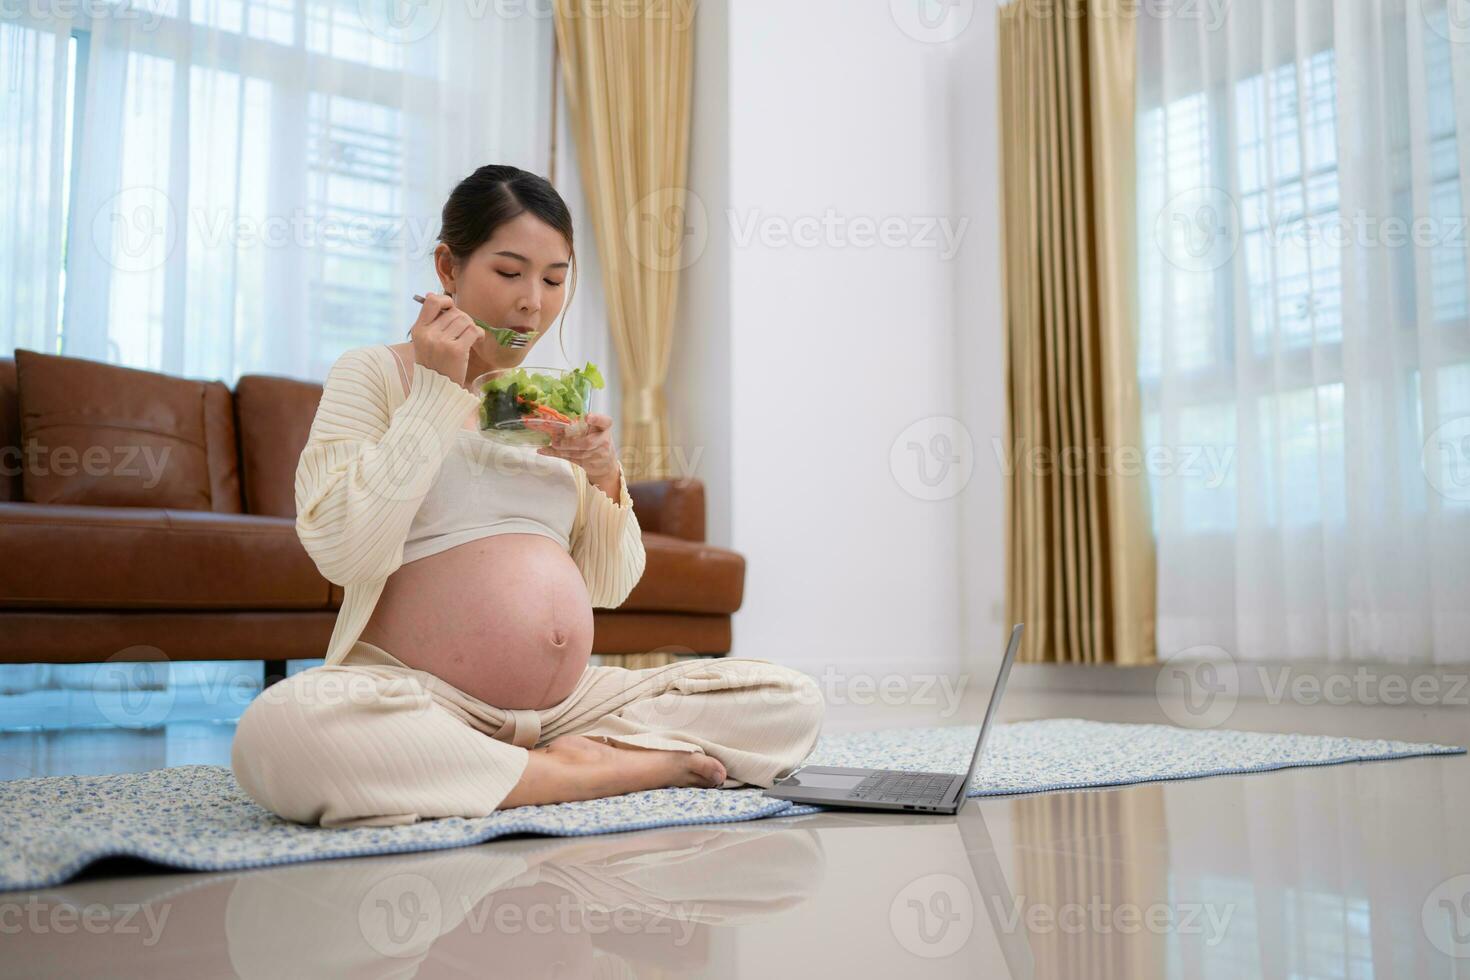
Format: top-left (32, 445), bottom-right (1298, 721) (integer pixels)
top-left (1137, 18), bottom-right (1470, 535)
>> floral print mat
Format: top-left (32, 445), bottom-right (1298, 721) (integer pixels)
top-left (1, 718), bottom-right (1460, 891)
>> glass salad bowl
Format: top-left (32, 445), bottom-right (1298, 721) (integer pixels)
top-left (472, 362), bottom-right (606, 448)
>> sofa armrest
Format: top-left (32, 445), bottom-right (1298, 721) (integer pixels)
top-left (626, 478), bottom-right (706, 543)
top-left (620, 532), bottom-right (744, 615)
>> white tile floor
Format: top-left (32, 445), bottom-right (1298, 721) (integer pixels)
top-left (3, 685), bottom-right (1470, 978)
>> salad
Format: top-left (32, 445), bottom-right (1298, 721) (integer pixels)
top-left (477, 319), bottom-right (535, 348)
top-left (477, 362), bottom-right (605, 446)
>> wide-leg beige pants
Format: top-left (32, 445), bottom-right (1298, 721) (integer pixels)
top-left (231, 640), bottom-right (826, 828)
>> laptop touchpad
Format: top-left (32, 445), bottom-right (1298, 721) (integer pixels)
top-left (783, 770), bottom-right (867, 790)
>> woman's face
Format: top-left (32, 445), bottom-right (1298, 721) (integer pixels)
top-left (435, 211), bottom-right (571, 367)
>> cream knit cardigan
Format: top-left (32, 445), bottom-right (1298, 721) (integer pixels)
top-left (294, 345), bottom-right (646, 667)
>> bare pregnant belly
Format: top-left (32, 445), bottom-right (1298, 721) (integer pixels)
top-left (358, 534), bottom-right (595, 710)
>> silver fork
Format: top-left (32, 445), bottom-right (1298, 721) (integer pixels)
top-left (412, 294), bottom-right (533, 349)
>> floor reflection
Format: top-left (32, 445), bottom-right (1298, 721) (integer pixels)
top-left (18, 824), bottom-right (825, 978)
top-left (9, 689), bottom-right (1470, 978)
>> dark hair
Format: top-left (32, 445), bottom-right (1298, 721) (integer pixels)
top-left (417, 164), bottom-right (577, 362)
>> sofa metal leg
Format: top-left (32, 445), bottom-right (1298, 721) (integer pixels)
top-left (263, 660), bottom-right (288, 688)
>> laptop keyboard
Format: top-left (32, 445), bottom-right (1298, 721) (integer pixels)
top-left (847, 771), bottom-right (954, 804)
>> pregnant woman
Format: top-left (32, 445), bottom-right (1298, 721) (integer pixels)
top-left (231, 165), bottom-right (824, 827)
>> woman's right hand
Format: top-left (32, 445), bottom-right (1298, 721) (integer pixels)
top-left (410, 292), bottom-right (480, 386)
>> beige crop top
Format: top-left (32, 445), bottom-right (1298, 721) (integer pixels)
top-left (386, 345), bottom-right (581, 563)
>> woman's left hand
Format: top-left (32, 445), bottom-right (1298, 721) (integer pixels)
top-left (533, 413), bottom-right (620, 486)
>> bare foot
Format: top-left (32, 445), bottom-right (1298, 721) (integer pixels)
top-left (498, 734), bottom-right (727, 809)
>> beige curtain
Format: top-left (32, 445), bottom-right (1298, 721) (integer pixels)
top-left (1011, 788), bottom-right (1170, 976)
top-left (553, 1), bottom-right (694, 482)
top-left (999, 0), bottom-right (1155, 665)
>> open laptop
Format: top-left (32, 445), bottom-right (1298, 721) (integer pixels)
top-left (763, 623), bottom-right (1024, 814)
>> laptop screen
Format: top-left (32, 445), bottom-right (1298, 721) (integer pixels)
top-left (954, 624), bottom-right (1024, 797)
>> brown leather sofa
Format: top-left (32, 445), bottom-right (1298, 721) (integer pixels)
top-left (0, 349), bottom-right (744, 672)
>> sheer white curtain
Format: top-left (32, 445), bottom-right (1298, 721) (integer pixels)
top-left (3, 0), bottom-right (564, 381)
top-left (1, 0), bottom-right (619, 723)
top-left (1139, 0), bottom-right (1470, 664)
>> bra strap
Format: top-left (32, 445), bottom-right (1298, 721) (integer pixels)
top-left (386, 344), bottom-right (412, 395)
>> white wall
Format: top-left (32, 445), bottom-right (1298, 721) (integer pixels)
top-left (670, 0), bottom-right (1007, 683)
top-left (667, 0), bottom-right (732, 549)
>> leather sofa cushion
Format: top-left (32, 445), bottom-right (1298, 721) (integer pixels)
top-left (14, 349), bottom-right (241, 512)
top-left (626, 479), bottom-right (706, 541)
top-left (0, 502), bottom-right (331, 610)
top-left (0, 358), bottom-right (21, 502)
top-left (234, 373), bottom-right (323, 518)
top-left (621, 532), bottom-right (745, 615)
